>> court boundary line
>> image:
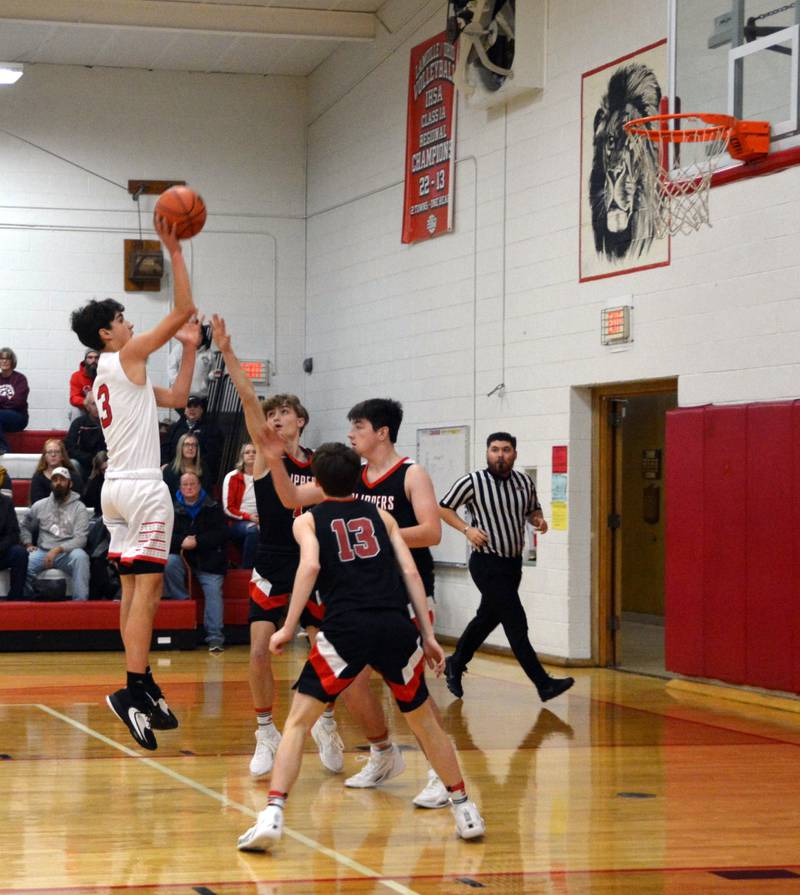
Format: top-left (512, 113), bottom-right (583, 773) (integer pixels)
top-left (32, 703), bottom-right (420, 895)
top-left (3, 861), bottom-right (800, 894)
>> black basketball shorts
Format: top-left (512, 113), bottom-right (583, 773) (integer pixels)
top-left (294, 608), bottom-right (429, 712)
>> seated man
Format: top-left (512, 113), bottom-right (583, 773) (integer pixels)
top-left (21, 467), bottom-right (90, 601)
top-left (163, 471), bottom-right (229, 652)
top-left (69, 348), bottom-right (99, 413)
top-left (65, 392), bottom-right (106, 479)
top-left (0, 489), bottom-right (27, 600)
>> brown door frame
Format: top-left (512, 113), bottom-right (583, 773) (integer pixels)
top-left (592, 378), bottom-right (678, 666)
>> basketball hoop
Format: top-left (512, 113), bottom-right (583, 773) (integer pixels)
top-left (623, 113), bottom-right (770, 236)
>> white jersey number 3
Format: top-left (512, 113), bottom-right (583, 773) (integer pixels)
top-left (97, 383), bottom-right (113, 429)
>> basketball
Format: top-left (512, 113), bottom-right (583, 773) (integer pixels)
top-left (153, 185), bottom-right (207, 239)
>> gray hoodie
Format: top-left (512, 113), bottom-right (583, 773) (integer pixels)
top-left (21, 490), bottom-right (90, 552)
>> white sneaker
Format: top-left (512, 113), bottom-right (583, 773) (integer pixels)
top-left (412, 768), bottom-right (450, 808)
top-left (249, 725), bottom-right (282, 778)
top-left (344, 744), bottom-right (405, 788)
top-left (451, 799), bottom-right (486, 840)
top-left (237, 804), bottom-right (284, 852)
top-left (311, 716), bottom-right (345, 773)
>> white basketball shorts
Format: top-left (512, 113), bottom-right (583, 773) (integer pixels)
top-left (102, 473), bottom-right (174, 570)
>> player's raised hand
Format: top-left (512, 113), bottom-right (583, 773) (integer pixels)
top-left (175, 313), bottom-right (202, 348)
top-left (256, 421), bottom-right (287, 461)
top-left (211, 313), bottom-right (232, 354)
top-left (154, 215), bottom-right (181, 255)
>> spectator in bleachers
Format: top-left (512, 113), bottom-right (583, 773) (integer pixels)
top-left (161, 395), bottom-right (223, 485)
top-left (222, 442), bottom-right (258, 569)
top-left (0, 462), bottom-right (11, 499)
top-left (162, 433), bottom-right (209, 497)
top-left (29, 439), bottom-right (83, 506)
top-left (167, 321), bottom-right (216, 400)
top-left (65, 393), bottom-right (106, 479)
top-left (68, 348), bottom-right (99, 413)
top-left (21, 466), bottom-right (90, 601)
top-left (163, 471), bottom-right (229, 652)
top-left (81, 450), bottom-right (107, 516)
top-left (0, 347), bottom-right (29, 455)
top-left (0, 490), bottom-right (27, 600)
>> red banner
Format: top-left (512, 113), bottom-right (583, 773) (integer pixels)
top-left (401, 32), bottom-right (457, 244)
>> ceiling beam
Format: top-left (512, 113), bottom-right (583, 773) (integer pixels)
top-left (0, 0), bottom-right (376, 42)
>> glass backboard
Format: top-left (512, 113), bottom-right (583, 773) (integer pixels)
top-left (672, 0), bottom-right (800, 167)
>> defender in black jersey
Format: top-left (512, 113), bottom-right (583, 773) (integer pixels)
top-left (212, 319), bottom-right (344, 778)
top-left (252, 397), bottom-right (449, 804)
top-left (237, 443), bottom-right (485, 852)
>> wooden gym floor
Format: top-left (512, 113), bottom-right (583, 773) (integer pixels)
top-left (1, 642), bottom-right (800, 894)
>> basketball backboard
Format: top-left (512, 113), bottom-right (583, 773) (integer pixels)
top-left (671, 0), bottom-right (800, 173)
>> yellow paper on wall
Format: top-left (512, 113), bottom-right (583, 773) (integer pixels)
top-left (551, 501), bottom-right (568, 531)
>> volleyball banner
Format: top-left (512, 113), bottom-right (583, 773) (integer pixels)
top-left (401, 32), bottom-right (457, 244)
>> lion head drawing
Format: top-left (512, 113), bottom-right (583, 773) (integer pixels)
top-left (589, 62), bottom-right (662, 260)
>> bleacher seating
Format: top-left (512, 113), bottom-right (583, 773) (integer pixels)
top-left (0, 429), bottom-right (252, 651)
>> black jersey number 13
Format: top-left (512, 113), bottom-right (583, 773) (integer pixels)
top-left (330, 517), bottom-right (380, 562)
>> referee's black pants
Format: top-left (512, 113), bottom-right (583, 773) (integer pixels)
top-left (451, 552), bottom-right (550, 690)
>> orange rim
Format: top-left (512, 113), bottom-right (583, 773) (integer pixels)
top-left (623, 112), bottom-right (735, 143)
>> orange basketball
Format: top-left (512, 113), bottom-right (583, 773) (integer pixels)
top-left (153, 186), bottom-right (207, 240)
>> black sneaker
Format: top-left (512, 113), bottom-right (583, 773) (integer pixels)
top-left (145, 683), bottom-right (179, 731)
top-left (444, 656), bottom-right (464, 699)
top-left (537, 676), bottom-right (575, 703)
top-left (106, 687), bottom-right (158, 750)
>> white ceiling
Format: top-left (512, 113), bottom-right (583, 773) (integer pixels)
top-left (0, 0), bottom-right (406, 78)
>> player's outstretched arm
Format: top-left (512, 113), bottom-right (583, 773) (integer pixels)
top-left (379, 509), bottom-right (445, 673)
top-left (121, 219), bottom-right (197, 369)
top-left (402, 465), bottom-right (442, 548)
top-left (270, 514), bottom-right (320, 655)
top-left (211, 314), bottom-right (275, 449)
top-left (153, 316), bottom-right (199, 408)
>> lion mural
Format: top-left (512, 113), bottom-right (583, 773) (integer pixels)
top-left (589, 62), bottom-right (662, 261)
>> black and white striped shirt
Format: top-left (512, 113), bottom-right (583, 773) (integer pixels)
top-left (440, 468), bottom-right (541, 558)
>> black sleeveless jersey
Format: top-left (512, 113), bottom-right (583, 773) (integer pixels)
top-left (311, 498), bottom-right (407, 623)
top-left (254, 449), bottom-right (314, 559)
top-left (353, 458), bottom-right (435, 595)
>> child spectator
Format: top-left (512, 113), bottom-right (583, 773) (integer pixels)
top-left (222, 442), bottom-right (259, 569)
top-left (81, 450), bottom-right (108, 516)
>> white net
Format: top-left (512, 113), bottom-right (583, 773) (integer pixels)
top-left (626, 115), bottom-right (732, 237)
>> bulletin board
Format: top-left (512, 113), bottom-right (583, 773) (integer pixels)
top-left (416, 425), bottom-right (470, 567)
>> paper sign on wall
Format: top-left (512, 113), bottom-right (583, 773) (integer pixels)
top-left (551, 501), bottom-right (568, 531)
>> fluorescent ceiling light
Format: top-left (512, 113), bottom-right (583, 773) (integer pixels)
top-left (0, 63), bottom-right (23, 85)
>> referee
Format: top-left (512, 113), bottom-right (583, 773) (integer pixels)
top-left (439, 431), bottom-right (574, 703)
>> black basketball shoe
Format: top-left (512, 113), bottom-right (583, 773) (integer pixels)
top-left (145, 682), bottom-right (179, 731)
top-left (106, 687), bottom-right (158, 751)
top-left (444, 656), bottom-right (464, 699)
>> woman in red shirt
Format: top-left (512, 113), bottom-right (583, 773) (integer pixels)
top-left (222, 442), bottom-right (259, 568)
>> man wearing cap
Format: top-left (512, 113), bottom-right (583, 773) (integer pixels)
top-left (162, 395), bottom-right (223, 484)
top-left (20, 466), bottom-right (91, 601)
top-left (69, 349), bottom-right (99, 413)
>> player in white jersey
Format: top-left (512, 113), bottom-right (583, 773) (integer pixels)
top-left (70, 218), bottom-right (199, 750)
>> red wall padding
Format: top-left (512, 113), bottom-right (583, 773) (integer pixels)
top-left (5, 430), bottom-right (67, 454)
top-left (666, 402), bottom-right (800, 694)
top-left (665, 408), bottom-right (705, 676)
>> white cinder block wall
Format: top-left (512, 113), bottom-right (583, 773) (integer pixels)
top-left (0, 65), bottom-right (308, 428)
top-left (306, 0), bottom-right (800, 660)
